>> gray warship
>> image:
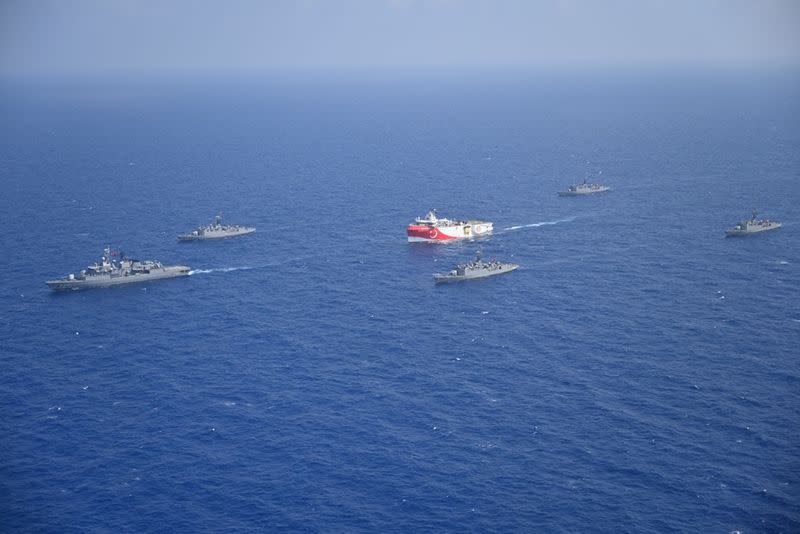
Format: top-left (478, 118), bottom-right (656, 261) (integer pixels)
top-left (434, 252), bottom-right (519, 283)
top-left (178, 215), bottom-right (256, 241)
top-left (558, 178), bottom-right (611, 196)
top-left (726, 211), bottom-right (782, 237)
top-left (46, 247), bottom-right (190, 291)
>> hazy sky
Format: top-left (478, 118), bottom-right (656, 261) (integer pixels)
top-left (1, 0), bottom-right (799, 76)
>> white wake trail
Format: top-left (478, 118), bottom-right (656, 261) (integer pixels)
top-left (503, 216), bottom-right (576, 231)
top-left (188, 266), bottom-right (256, 276)
top-left (187, 255), bottom-right (315, 276)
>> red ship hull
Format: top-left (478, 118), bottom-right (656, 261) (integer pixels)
top-left (406, 225), bottom-right (458, 241)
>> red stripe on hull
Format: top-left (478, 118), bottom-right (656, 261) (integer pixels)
top-left (406, 225), bottom-right (457, 241)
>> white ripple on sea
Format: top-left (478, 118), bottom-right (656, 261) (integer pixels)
top-left (188, 266), bottom-right (256, 276)
top-left (503, 216), bottom-right (576, 231)
top-left (188, 256), bottom-right (313, 276)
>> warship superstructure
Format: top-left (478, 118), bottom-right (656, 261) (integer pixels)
top-left (726, 211), bottom-right (782, 236)
top-left (558, 178), bottom-right (611, 196)
top-left (433, 252), bottom-right (519, 283)
top-left (179, 215), bottom-right (256, 241)
top-left (407, 209), bottom-right (493, 242)
top-left (46, 247), bottom-right (190, 290)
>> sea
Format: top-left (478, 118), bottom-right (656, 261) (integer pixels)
top-left (0, 69), bottom-right (798, 533)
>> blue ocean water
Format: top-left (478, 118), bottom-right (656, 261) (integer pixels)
top-left (1, 70), bottom-right (799, 532)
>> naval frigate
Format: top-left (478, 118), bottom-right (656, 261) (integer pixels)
top-left (726, 211), bottom-right (782, 236)
top-left (178, 215), bottom-right (256, 241)
top-left (558, 178), bottom-right (611, 196)
top-left (433, 252), bottom-right (519, 283)
top-left (46, 247), bottom-right (190, 290)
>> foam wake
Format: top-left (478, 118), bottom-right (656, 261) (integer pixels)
top-left (187, 255), bottom-right (313, 276)
top-left (503, 216), bottom-right (576, 231)
top-left (188, 266), bottom-right (256, 276)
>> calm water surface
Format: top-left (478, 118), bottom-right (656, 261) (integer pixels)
top-left (1, 71), bottom-right (798, 532)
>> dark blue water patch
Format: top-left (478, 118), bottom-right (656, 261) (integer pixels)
top-left (1, 71), bottom-right (799, 532)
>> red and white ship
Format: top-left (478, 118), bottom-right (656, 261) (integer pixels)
top-left (407, 209), bottom-right (493, 242)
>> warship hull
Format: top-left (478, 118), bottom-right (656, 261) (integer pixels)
top-left (47, 266), bottom-right (191, 290)
top-left (178, 227), bottom-right (256, 241)
top-left (434, 264), bottom-right (518, 283)
top-left (558, 186), bottom-right (610, 196)
top-left (725, 223), bottom-right (782, 237)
